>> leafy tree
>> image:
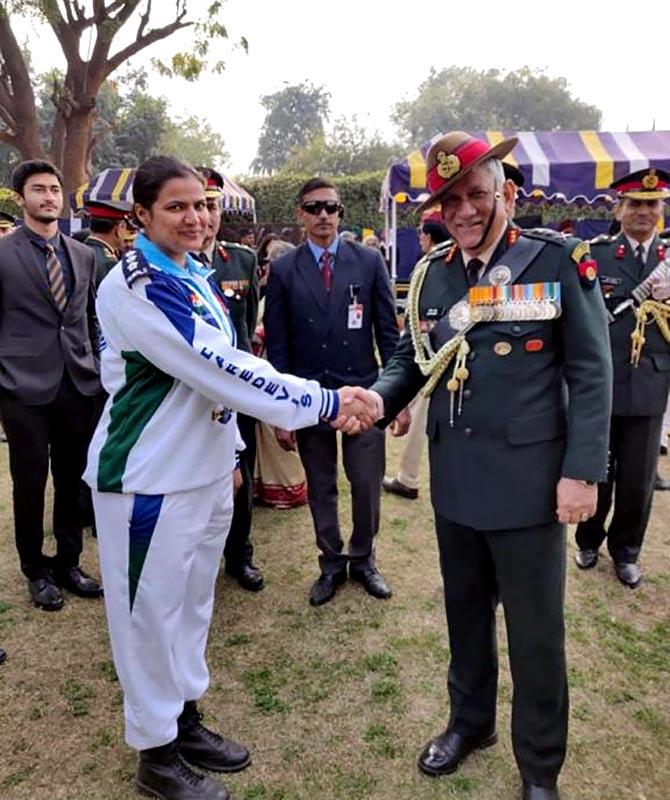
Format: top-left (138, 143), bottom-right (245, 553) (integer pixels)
top-left (392, 66), bottom-right (602, 145)
top-left (0, 1), bottom-right (244, 196)
top-left (159, 115), bottom-right (228, 170)
top-left (252, 82), bottom-right (330, 174)
top-left (281, 116), bottom-right (402, 176)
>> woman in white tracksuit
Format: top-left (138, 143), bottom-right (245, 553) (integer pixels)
top-left (84, 156), bottom-right (349, 800)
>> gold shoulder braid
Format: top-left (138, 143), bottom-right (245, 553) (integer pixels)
top-left (631, 300), bottom-right (670, 365)
top-left (406, 255), bottom-right (468, 399)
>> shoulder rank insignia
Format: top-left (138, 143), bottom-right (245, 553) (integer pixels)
top-left (425, 238), bottom-right (453, 263)
top-left (570, 241), bottom-right (590, 264)
top-left (122, 248), bottom-right (152, 288)
top-left (520, 227), bottom-right (568, 245)
top-left (589, 234), bottom-right (612, 245)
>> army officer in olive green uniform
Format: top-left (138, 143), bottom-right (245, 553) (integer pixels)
top-left (197, 168), bottom-right (263, 591)
top-left (368, 133), bottom-right (612, 800)
top-left (575, 168), bottom-right (670, 588)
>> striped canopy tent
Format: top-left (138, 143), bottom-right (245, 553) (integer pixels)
top-left (71, 167), bottom-right (256, 220)
top-left (381, 130), bottom-right (670, 208)
top-left (381, 130), bottom-right (670, 280)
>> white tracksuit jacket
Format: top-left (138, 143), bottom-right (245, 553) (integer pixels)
top-left (84, 247), bottom-right (338, 495)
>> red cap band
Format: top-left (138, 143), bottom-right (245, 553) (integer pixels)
top-left (86, 205), bottom-right (128, 220)
top-left (427, 138), bottom-right (492, 193)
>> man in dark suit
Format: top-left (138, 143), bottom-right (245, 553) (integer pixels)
top-left (0, 160), bottom-right (103, 610)
top-left (265, 177), bottom-right (400, 606)
top-left (575, 169), bottom-right (670, 588)
top-left (197, 166), bottom-right (264, 591)
top-left (360, 133), bottom-right (612, 800)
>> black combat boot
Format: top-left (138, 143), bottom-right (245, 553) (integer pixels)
top-left (178, 701), bottom-right (251, 773)
top-left (136, 739), bottom-right (229, 799)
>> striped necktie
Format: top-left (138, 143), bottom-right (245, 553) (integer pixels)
top-left (320, 251), bottom-right (333, 291)
top-left (45, 242), bottom-right (67, 312)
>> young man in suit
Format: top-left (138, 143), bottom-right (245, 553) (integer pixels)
top-left (0, 160), bottom-right (102, 610)
top-left (357, 133), bottom-right (612, 800)
top-left (264, 177), bottom-right (401, 606)
top-left (575, 168), bottom-right (670, 587)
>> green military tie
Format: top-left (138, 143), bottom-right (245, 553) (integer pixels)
top-left (45, 242), bottom-right (67, 312)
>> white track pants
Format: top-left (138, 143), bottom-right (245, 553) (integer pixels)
top-left (93, 476), bottom-right (233, 750)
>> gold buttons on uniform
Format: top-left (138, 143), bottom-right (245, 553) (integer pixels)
top-left (493, 341), bottom-right (512, 356)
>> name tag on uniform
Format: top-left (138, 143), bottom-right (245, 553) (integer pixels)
top-left (348, 303), bottom-right (363, 329)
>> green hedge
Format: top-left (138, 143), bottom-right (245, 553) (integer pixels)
top-left (241, 172), bottom-right (405, 230)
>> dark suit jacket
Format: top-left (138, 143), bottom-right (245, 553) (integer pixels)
top-left (596, 232), bottom-right (670, 416)
top-left (265, 239), bottom-right (398, 389)
top-left (0, 226), bottom-right (101, 405)
top-left (373, 228), bottom-right (612, 531)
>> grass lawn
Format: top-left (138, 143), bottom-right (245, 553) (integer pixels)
top-left (0, 437), bottom-right (669, 800)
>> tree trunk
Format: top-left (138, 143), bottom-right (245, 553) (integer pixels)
top-left (60, 107), bottom-right (96, 200)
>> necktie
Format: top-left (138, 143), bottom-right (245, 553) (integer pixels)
top-left (45, 243), bottom-right (67, 312)
top-left (320, 251), bottom-right (333, 291)
top-left (465, 257), bottom-right (484, 288)
top-left (635, 244), bottom-right (645, 270)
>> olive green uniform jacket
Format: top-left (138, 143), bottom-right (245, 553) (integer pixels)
top-left (210, 241), bottom-right (259, 354)
top-left (373, 227), bottom-right (613, 531)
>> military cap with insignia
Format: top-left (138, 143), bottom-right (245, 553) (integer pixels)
top-left (418, 131), bottom-right (518, 213)
top-left (610, 168), bottom-right (670, 200)
top-left (84, 199), bottom-right (132, 221)
top-left (0, 210), bottom-right (16, 229)
top-left (197, 166), bottom-right (224, 198)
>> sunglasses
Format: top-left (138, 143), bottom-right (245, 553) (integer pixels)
top-left (301, 200), bottom-right (343, 216)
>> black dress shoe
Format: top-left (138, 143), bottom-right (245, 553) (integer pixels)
top-left (0, 648), bottom-right (6, 665)
top-left (615, 562), bottom-right (642, 588)
top-left (308, 571), bottom-right (347, 606)
top-left (655, 474), bottom-right (670, 491)
top-left (137, 740), bottom-right (229, 799)
top-left (522, 782), bottom-right (560, 800)
top-left (54, 566), bottom-right (103, 598)
top-left (382, 476), bottom-right (419, 500)
top-left (418, 728), bottom-right (497, 776)
top-left (224, 562), bottom-right (264, 592)
top-left (27, 577), bottom-right (64, 611)
top-left (178, 701), bottom-right (250, 773)
top-left (574, 548), bottom-right (598, 569)
top-left (349, 567), bottom-right (392, 599)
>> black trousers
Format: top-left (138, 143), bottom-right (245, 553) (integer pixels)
top-left (297, 425), bottom-right (385, 574)
top-left (576, 414), bottom-right (662, 563)
top-left (435, 514), bottom-right (568, 788)
top-left (0, 373), bottom-right (95, 581)
top-left (224, 413), bottom-right (257, 567)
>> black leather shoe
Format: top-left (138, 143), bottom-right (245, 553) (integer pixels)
top-left (178, 701), bottom-right (250, 773)
top-left (655, 474), bottom-right (670, 491)
top-left (54, 566), bottom-right (103, 598)
top-left (308, 571), bottom-right (347, 606)
top-left (137, 740), bottom-right (229, 799)
top-left (27, 577), bottom-right (64, 611)
top-left (0, 648), bottom-right (6, 665)
top-left (225, 562), bottom-right (264, 592)
top-left (522, 782), bottom-right (560, 800)
top-left (349, 567), bottom-right (392, 599)
top-left (574, 548), bottom-right (598, 569)
top-left (382, 476), bottom-right (419, 500)
top-left (418, 728), bottom-right (497, 776)
top-left (615, 562), bottom-right (642, 588)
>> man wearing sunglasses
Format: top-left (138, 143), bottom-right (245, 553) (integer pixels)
top-left (264, 177), bottom-right (400, 606)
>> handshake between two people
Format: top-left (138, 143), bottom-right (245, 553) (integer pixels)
top-left (274, 386), bottom-right (412, 452)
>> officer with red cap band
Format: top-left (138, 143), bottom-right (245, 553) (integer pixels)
top-left (369, 131), bottom-right (612, 800)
